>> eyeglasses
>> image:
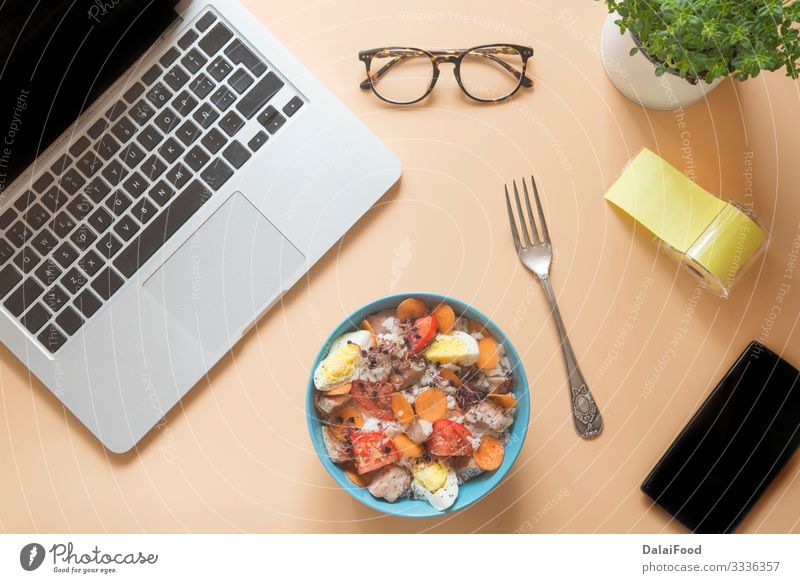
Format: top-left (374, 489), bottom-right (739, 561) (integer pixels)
top-left (358, 44), bottom-right (534, 105)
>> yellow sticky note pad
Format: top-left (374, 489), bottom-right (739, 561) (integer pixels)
top-left (605, 148), bottom-right (768, 296)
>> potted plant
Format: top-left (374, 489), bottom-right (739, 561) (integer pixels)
top-left (599, 0), bottom-right (800, 109)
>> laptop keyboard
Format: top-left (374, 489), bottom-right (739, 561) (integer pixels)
top-left (0, 9), bottom-right (304, 354)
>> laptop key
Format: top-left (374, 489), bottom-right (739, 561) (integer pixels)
top-left (69, 135), bottom-right (91, 157)
top-left (196, 11), bottom-right (217, 32)
top-left (164, 65), bottom-right (190, 91)
top-left (43, 284), bottom-right (68, 312)
top-left (106, 191), bottom-right (132, 216)
top-left (78, 250), bottom-right (104, 278)
top-left (193, 102), bottom-right (220, 128)
top-left (123, 172), bottom-right (148, 198)
top-left (24, 203), bottom-right (50, 230)
top-left (219, 111), bottom-right (244, 136)
top-left (130, 100), bottom-right (157, 126)
top-left (50, 213), bottom-right (77, 239)
top-left (113, 215), bottom-right (140, 241)
top-left (140, 155), bottom-right (168, 181)
top-left (87, 207), bottom-right (113, 234)
top-left (282, 96), bottom-right (304, 117)
top-left (60, 168), bottom-right (86, 196)
top-left (131, 197), bottom-right (157, 224)
top-left (190, 74), bottom-right (216, 100)
top-left (61, 267), bottom-right (88, 294)
top-left (198, 23), bottom-right (233, 57)
top-left (92, 266), bottom-right (125, 301)
top-left (1, 208), bottom-right (17, 229)
top-left (176, 120), bottom-right (202, 146)
top-left (184, 146), bottom-right (210, 172)
top-left (159, 47), bottom-right (180, 68)
top-left (123, 82), bottom-right (145, 104)
top-left (0, 264), bottom-right (22, 298)
top-left (31, 229), bottom-right (58, 256)
top-left (148, 180), bottom-right (176, 206)
top-left (206, 56), bottom-right (232, 82)
top-left (101, 159), bottom-right (129, 186)
top-left (154, 107), bottom-right (180, 134)
top-left (50, 153), bottom-right (73, 176)
top-left (121, 142), bottom-right (146, 168)
top-left (222, 141), bottom-right (251, 169)
top-left (76, 151), bottom-right (102, 177)
top-left (137, 125), bottom-right (164, 151)
top-left (53, 241), bottom-right (79, 268)
top-left (200, 158), bottom-right (234, 191)
top-left (177, 29), bottom-right (199, 51)
top-left (105, 100), bottom-right (127, 122)
top-left (258, 105), bottom-right (286, 134)
top-left (200, 128), bottom-right (226, 154)
top-left (85, 177), bottom-right (112, 204)
top-left (0, 240), bottom-right (15, 264)
top-left (210, 86), bottom-right (236, 111)
top-left (236, 72), bottom-right (284, 119)
top-left (142, 64), bottom-right (162, 86)
top-left (13, 190), bottom-right (35, 211)
top-left (145, 82), bottom-right (173, 109)
top-left (67, 196), bottom-right (93, 221)
top-left (22, 303), bottom-right (50, 333)
top-left (181, 48), bottom-right (208, 74)
top-left (32, 172), bottom-right (54, 193)
top-left (38, 324), bottom-right (67, 353)
top-left (87, 118), bottom-right (108, 139)
top-left (7, 221), bottom-right (33, 246)
top-left (114, 180), bottom-right (213, 278)
top-left (110, 117), bottom-right (137, 144)
top-left (4, 277), bottom-right (44, 317)
top-left (95, 134), bottom-right (122, 161)
top-left (56, 306), bottom-right (84, 336)
top-left (158, 137), bottom-right (184, 163)
top-left (73, 289), bottom-right (102, 318)
top-left (165, 162), bottom-right (192, 189)
top-left (36, 260), bottom-right (62, 287)
top-left (171, 91), bottom-right (198, 116)
top-left (69, 225), bottom-right (98, 251)
top-left (224, 39), bottom-right (267, 76)
top-left (95, 232), bottom-right (124, 259)
top-left (13, 247), bottom-right (40, 274)
top-left (229, 68), bottom-right (254, 94)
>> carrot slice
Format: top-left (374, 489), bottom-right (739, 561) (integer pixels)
top-left (343, 463), bottom-right (373, 487)
top-left (392, 433), bottom-right (424, 458)
top-left (474, 435), bottom-right (504, 471)
top-left (396, 297), bottom-right (427, 321)
top-left (439, 368), bottom-right (461, 388)
top-left (477, 336), bottom-right (499, 370)
top-left (487, 393), bottom-right (517, 409)
top-left (432, 304), bottom-right (456, 333)
top-left (329, 405), bottom-right (363, 441)
top-left (391, 393), bottom-right (415, 423)
top-left (327, 382), bottom-right (352, 396)
top-left (415, 388), bottom-right (447, 422)
top-left (360, 319), bottom-right (377, 346)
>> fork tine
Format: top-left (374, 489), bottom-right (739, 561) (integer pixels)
top-left (504, 184), bottom-right (522, 251)
top-left (529, 174), bottom-right (549, 242)
top-left (512, 180), bottom-right (533, 246)
top-left (521, 178), bottom-right (540, 244)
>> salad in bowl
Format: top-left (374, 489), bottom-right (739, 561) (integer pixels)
top-left (307, 293), bottom-right (529, 516)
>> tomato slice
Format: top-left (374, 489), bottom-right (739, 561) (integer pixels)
top-left (427, 419), bottom-right (474, 456)
top-left (410, 316), bottom-right (437, 354)
top-left (351, 381), bottom-right (395, 421)
top-left (351, 432), bottom-right (401, 474)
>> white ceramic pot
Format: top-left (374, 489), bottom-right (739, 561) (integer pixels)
top-left (600, 13), bottom-right (723, 110)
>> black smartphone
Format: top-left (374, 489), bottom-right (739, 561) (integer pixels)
top-left (641, 341), bottom-right (800, 533)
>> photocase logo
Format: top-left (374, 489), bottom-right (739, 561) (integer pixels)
top-left (20, 543), bottom-right (45, 571)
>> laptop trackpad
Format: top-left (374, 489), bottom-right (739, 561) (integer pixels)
top-left (143, 193), bottom-right (306, 353)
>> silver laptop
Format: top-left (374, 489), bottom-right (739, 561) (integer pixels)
top-left (0, 0), bottom-right (400, 452)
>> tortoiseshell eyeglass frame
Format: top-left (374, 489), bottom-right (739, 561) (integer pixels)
top-left (358, 44), bottom-right (534, 104)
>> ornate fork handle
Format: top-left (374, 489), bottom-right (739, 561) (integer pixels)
top-left (540, 277), bottom-right (603, 439)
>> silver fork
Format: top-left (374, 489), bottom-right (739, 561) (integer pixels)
top-left (504, 176), bottom-right (603, 439)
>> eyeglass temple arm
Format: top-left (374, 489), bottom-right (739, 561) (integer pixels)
top-left (359, 51), bottom-right (533, 90)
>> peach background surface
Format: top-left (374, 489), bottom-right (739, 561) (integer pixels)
top-left (2, 0), bottom-right (800, 533)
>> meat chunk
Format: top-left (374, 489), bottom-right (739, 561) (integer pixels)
top-left (365, 310), bottom-right (396, 335)
top-left (322, 426), bottom-right (351, 463)
top-left (367, 465), bottom-right (411, 502)
top-left (389, 366), bottom-right (424, 391)
top-left (466, 399), bottom-right (513, 432)
top-left (315, 392), bottom-right (350, 415)
top-left (485, 374), bottom-right (513, 394)
top-left (454, 456), bottom-right (484, 483)
top-left (406, 417), bottom-right (433, 443)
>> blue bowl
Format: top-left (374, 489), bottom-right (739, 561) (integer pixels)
top-left (306, 292), bottom-right (530, 518)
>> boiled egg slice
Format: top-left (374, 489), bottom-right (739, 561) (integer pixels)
top-left (424, 331), bottom-right (479, 366)
top-left (411, 463), bottom-right (459, 511)
top-left (313, 330), bottom-right (373, 391)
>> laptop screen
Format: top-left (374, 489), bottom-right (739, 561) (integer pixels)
top-left (0, 0), bottom-right (178, 195)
